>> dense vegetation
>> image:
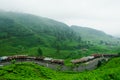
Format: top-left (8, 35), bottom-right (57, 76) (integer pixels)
top-left (0, 11), bottom-right (120, 80)
top-left (0, 57), bottom-right (120, 80)
top-left (0, 11), bottom-right (120, 59)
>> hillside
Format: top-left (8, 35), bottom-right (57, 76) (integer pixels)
top-left (0, 57), bottom-right (120, 80)
top-left (0, 11), bottom-right (120, 59)
top-left (0, 11), bottom-right (88, 58)
top-left (71, 25), bottom-right (120, 45)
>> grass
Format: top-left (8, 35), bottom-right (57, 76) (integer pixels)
top-left (0, 57), bottom-right (120, 80)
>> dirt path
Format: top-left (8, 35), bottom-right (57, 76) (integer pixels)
top-left (0, 57), bottom-right (109, 72)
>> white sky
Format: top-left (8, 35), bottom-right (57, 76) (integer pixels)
top-left (0, 0), bottom-right (120, 36)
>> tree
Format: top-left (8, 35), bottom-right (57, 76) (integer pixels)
top-left (37, 47), bottom-right (43, 56)
top-left (118, 52), bottom-right (120, 56)
top-left (97, 60), bottom-right (102, 67)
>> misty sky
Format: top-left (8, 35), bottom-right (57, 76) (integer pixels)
top-left (0, 0), bottom-right (120, 36)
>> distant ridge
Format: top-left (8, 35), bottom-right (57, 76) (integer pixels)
top-left (71, 25), bottom-right (119, 43)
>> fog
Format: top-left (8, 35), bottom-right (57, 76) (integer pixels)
top-left (0, 0), bottom-right (120, 36)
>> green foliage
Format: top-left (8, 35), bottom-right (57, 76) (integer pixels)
top-left (0, 11), bottom-right (92, 58)
top-left (0, 11), bottom-right (120, 59)
top-left (37, 47), bottom-right (43, 56)
top-left (11, 59), bottom-right (16, 64)
top-left (0, 57), bottom-right (120, 80)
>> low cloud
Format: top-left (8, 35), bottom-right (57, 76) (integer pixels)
top-left (0, 0), bottom-right (120, 35)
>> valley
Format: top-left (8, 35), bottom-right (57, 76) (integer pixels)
top-left (0, 11), bottom-right (120, 80)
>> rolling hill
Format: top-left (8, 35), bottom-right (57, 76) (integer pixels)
top-left (0, 11), bottom-right (120, 58)
top-left (71, 25), bottom-right (120, 44)
top-left (0, 11), bottom-right (85, 58)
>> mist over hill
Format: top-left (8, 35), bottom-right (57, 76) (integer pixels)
top-left (0, 1), bottom-right (120, 80)
top-left (71, 25), bottom-right (120, 43)
top-left (0, 11), bottom-right (120, 58)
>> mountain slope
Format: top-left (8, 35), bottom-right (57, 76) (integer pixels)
top-left (0, 11), bottom-right (120, 58)
top-left (0, 11), bottom-right (83, 58)
top-left (71, 25), bottom-right (120, 45)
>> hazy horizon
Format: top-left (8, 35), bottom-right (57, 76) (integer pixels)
top-left (0, 0), bottom-right (120, 36)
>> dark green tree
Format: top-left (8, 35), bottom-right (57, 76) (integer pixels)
top-left (97, 60), bottom-right (102, 67)
top-left (37, 47), bottom-right (43, 56)
top-left (118, 52), bottom-right (120, 56)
